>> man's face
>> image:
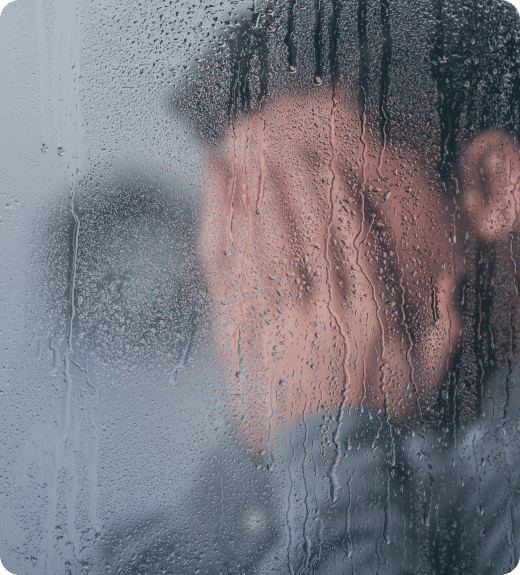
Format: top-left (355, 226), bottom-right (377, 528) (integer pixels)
top-left (200, 85), bottom-right (520, 454)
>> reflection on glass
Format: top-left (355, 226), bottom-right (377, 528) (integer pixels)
top-left (1, 0), bottom-right (520, 574)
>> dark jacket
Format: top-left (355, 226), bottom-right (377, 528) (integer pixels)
top-left (97, 370), bottom-right (520, 575)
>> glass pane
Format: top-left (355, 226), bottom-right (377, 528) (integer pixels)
top-left (1, 0), bottom-right (520, 574)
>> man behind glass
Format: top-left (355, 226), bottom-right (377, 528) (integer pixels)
top-left (99, 1), bottom-right (520, 573)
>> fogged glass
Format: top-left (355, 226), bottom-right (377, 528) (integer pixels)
top-left (1, 0), bottom-right (520, 573)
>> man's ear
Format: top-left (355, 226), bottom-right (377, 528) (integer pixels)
top-left (457, 129), bottom-right (520, 242)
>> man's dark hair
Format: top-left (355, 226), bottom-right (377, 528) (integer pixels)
top-left (172, 0), bottom-right (520, 173)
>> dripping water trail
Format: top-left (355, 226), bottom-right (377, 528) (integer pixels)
top-left (310, 511), bottom-right (324, 573)
top-left (478, 364), bottom-right (486, 422)
top-left (64, 172), bottom-right (81, 560)
top-left (451, 371), bottom-right (464, 485)
top-left (389, 223), bottom-right (418, 421)
top-left (67, 392), bottom-right (81, 562)
top-left (503, 161), bottom-right (520, 568)
top-left (383, 466), bottom-right (391, 542)
top-left (310, 435), bottom-right (323, 573)
top-left (477, 291), bottom-right (483, 402)
top-left (214, 456), bottom-right (230, 574)
top-left (359, 87), bottom-right (368, 188)
top-left (472, 434), bottom-right (484, 529)
top-left (328, 0), bottom-right (342, 79)
top-left (325, 77), bottom-right (352, 502)
top-left (421, 431), bottom-right (434, 528)
top-left (354, 82), bottom-right (388, 448)
top-left (45, 172), bottom-right (80, 574)
top-left (316, 372), bottom-right (323, 412)
top-left (374, 0), bottom-right (402, 456)
top-left (450, 191), bottom-right (459, 245)
top-left (431, 276), bottom-right (438, 325)
top-left (372, 411), bottom-right (384, 449)
top-left (265, 339), bottom-right (276, 469)
top-left (297, 391), bottom-right (311, 574)
top-left (360, 346), bottom-right (367, 413)
top-left (231, 85), bottom-right (252, 379)
top-left (376, 508), bottom-right (385, 575)
top-left (342, 475), bottom-right (353, 558)
top-left (401, 507), bottom-right (408, 573)
top-left (62, 172), bottom-right (80, 448)
top-left (357, 0), bottom-right (369, 114)
top-left (377, 217), bottom-right (403, 461)
top-left (225, 79), bottom-right (239, 256)
top-left (35, 0), bottom-right (50, 152)
top-left (446, 250), bottom-right (455, 389)
top-left (85, 364), bottom-right (100, 534)
top-left (506, 164), bottom-right (520, 414)
top-left (377, 0), bottom-right (391, 181)
top-left (169, 313), bottom-right (197, 384)
top-left (285, 0), bottom-right (298, 72)
top-left (354, 214), bottom-right (386, 430)
top-left (356, 0), bottom-right (369, 193)
top-left (256, 96), bottom-right (267, 214)
top-left (286, 432), bottom-right (296, 575)
top-left (313, 0), bottom-right (323, 84)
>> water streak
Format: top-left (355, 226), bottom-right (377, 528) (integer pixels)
top-left (224, 80), bottom-right (239, 255)
top-left (313, 0), bottom-right (323, 83)
top-left (215, 457), bottom-right (230, 574)
top-left (64, 173), bottom-right (80, 550)
top-left (503, 159), bottom-right (520, 567)
top-left (168, 314), bottom-right (197, 385)
top-left (297, 392), bottom-right (311, 573)
top-left (328, 0), bottom-right (342, 78)
top-left (256, 97), bottom-right (267, 214)
top-left (45, 172), bottom-right (80, 573)
top-left (35, 0), bottom-right (50, 152)
top-left (388, 221), bottom-right (418, 419)
top-left (353, 107), bottom-right (387, 448)
top-left (265, 339), bottom-right (276, 469)
top-left (231, 95), bottom-right (253, 378)
top-left (360, 347), bottom-right (367, 412)
top-left (450, 194), bottom-right (459, 245)
top-left (383, 466), bottom-right (391, 541)
top-left (377, 0), bottom-right (391, 181)
top-left (85, 365), bottom-right (100, 534)
top-left (343, 475), bottom-right (353, 557)
top-left (286, 432), bottom-right (296, 575)
top-left (285, 0), bottom-right (298, 72)
top-left (325, 78), bottom-right (352, 502)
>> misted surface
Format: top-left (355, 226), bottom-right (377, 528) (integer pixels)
top-left (1, 0), bottom-right (520, 573)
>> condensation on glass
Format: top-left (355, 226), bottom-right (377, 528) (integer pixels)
top-left (1, 0), bottom-right (520, 573)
